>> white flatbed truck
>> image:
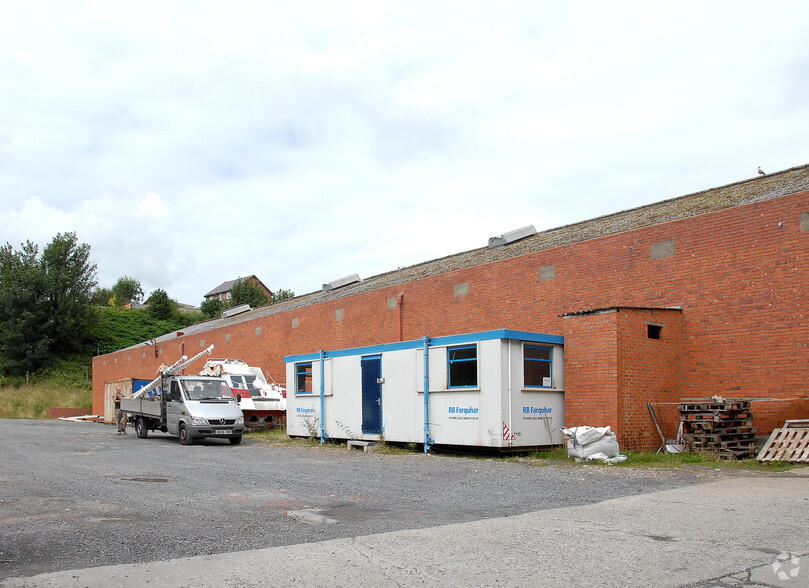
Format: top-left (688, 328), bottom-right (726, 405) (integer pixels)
top-left (120, 345), bottom-right (245, 445)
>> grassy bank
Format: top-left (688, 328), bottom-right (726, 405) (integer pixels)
top-left (0, 383), bottom-right (92, 419)
top-left (0, 356), bottom-right (92, 419)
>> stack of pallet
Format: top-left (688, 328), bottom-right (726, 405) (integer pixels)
top-left (678, 398), bottom-right (756, 458)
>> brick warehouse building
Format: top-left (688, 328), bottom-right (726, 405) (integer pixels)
top-left (92, 164), bottom-right (809, 450)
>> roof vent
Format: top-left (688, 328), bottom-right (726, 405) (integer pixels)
top-left (323, 273), bottom-right (361, 292)
top-left (221, 304), bottom-right (251, 319)
top-left (488, 225), bottom-right (537, 248)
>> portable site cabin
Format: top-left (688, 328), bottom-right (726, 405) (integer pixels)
top-left (284, 329), bottom-right (565, 450)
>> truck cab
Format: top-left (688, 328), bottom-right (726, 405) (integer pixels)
top-left (165, 376), bottom-right (245, 445)
top-left (125, 375), bottom-right (245, 445)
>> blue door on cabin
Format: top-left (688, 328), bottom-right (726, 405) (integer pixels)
top-left (361, 355), bottom-right (382, 434)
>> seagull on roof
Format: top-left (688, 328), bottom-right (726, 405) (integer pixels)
top-left (758, 166), bottom-right (766, 176)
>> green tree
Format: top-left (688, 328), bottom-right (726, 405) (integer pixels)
top-left (200, 297), bottom-right (223, 319)
top-left (146, 288), bottom-right (175, 321)
top-left (91, 287), bottom-right (113, 306)
top-left (40, 233), bottom-right (98, 355)
top-left (111, 276), bottom-right (144, 307)
top-left (230, 278), bottom-right (270, 308)
top-left (0, 233), bottom-right (97, 374)
top-left (271, 288), bottom-right (295, 303)
top-left (0, 241), bottom-right (51, 373)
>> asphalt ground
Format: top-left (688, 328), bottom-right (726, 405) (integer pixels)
top-left (1, 419), bottom-right (807, 587)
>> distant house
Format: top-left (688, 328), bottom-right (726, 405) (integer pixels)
top-left (204, 276), bottom-right (272, 302)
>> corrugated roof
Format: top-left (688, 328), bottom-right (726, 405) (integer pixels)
top-left (118, 164), bottom-right (809, 351)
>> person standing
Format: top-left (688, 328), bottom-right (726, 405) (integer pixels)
top-left (114, 390), bottom-right (127, 434)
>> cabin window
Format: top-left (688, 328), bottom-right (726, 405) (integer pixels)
top-left (295, 362), bottom-right (313, 394)
top-left (230, 375), bottom-right (259, 396)
top-left (447, 344), bottom-right (478, 388)
top-left (524, 344), bottom-right (552, 388)
top-left (230, 375), bottom-right (248, 390)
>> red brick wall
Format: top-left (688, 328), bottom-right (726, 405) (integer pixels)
top-left (561, 311), bottom-right (619, 432)
top-left (616, 308), bottom-right (683, 451)
top-left (93, 190), bottom-right (809, 444)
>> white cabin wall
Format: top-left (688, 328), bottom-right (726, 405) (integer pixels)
top-left (380, 349), bottom-right (422, 443)
top-left (507, 340), bottom-right (565, 445)
top-left (286, 332), bottom-right (566, 448)
top-left (326, 356), bottom-right (362, 439)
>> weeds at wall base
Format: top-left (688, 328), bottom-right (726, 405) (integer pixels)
top-left (527, 447), bottom-right (795, 471)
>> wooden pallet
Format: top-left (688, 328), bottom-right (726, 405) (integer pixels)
top-left (679, 401), bottom-right (749, 412)
top-left (681, 411), bottom-right (752, 422)
top-left (684, 432), bottom-right (756, 444)
top-left (757, 420), bottom-right (809, 463)
top-left (685, 423), bottom-right (756, 434)
top-left (688, 439), bottom-right (756, 451)
top-left (678, 399), bottom-right (756, 458)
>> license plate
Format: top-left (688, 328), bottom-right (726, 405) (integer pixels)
top-left (215, 429), bottom-right (232, 435)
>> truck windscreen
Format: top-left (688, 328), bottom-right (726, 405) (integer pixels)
top-left (182, 380), bottom-right (234, 401)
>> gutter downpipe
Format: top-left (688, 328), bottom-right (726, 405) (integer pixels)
top-left (507, 341), bottom-right (513, 449)
top-left (397, 293), bottom-right (404, 341)
top-left (319, 350), bottom-right (328, 445)
top-left (423, 336), bottom-right (434, 453)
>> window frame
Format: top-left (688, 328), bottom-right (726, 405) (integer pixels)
top-left (523, 344), bottom-right (553, 388)
top-left (447, 344), bottom-right (478, 389)
top-left (295, 361), bottom-right (313, 395)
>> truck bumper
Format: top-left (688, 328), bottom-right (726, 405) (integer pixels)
top-left (188, 424), bottom-right (245, 439)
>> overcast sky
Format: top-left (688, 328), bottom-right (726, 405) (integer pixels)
top-left (2, 1), bottom-right (808, 305)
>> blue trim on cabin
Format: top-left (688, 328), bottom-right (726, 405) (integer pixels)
top-left (283, 329), bottom-right (563, 363)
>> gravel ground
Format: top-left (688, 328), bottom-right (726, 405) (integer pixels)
top-left (0, 419), bottom-right (726, 580)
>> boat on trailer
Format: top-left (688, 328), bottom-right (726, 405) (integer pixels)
top-left (199, 358), bottom-right (287, 429)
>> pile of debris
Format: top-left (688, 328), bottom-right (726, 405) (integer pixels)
top-left (678, 396), bottom-right (756, 458)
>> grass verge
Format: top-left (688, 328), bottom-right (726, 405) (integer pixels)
top-left (0, 356), bottom-right (93, 419)
top-left (528, 446), bottom-right (794, 471)
top-left (244, 427), bottom-right (296, 444)
top-left (0, 383), bottom-right (92, 419)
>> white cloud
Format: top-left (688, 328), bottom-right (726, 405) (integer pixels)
top-left (136, 192), bottom-right (169, 218)
top-left (1, 1), bottom-right (808, 305)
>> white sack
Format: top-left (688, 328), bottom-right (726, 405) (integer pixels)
top-left (565, 428), bottom-right (620, 459)
top-left (585, 452), bottom-right (627, 464)
top-left (562, 426), bottom-right (612, 446)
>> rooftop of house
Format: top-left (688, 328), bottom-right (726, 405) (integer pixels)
top-left (204, 275), bottom-right (269, 298)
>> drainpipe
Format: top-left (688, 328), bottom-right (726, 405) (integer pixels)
top-left (507, 342), bottom-right (512, 449)
top-left (397, 293), bottom-right (404, 341)
top-left (319, 350), bottom-right (328, 445)
top-left (423, 336), bottom-right (434, 453)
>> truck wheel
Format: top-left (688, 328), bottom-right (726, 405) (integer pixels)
top-left (229, 435), bottom-right (242, 445)
top-left (179, 424), bottom-right (193, 445)
top-left (135, 417), bottom-right (148, 439)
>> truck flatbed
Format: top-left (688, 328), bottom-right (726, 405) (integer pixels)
top-left (121, 397), bottom-right (162, 418)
